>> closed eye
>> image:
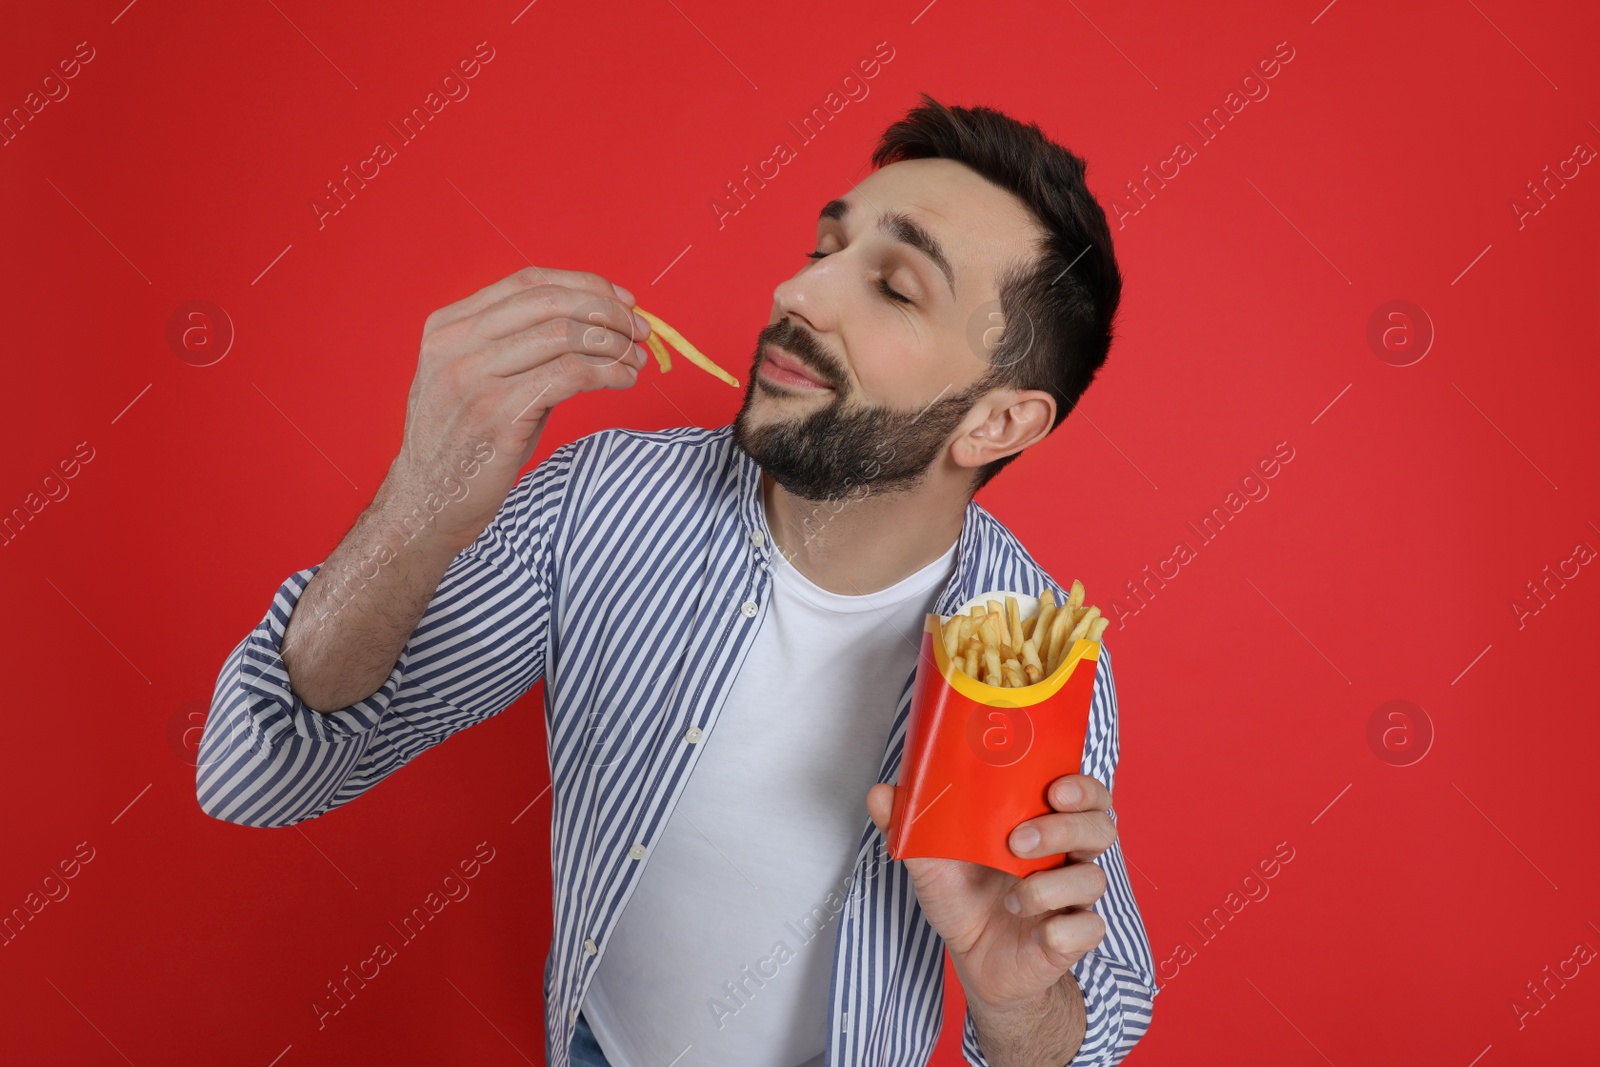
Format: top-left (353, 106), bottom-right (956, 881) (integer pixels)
top-left (804, 249), bottom-right (913, 305)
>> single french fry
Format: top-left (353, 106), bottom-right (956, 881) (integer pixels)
top-left (633, 306), bottom-right (741, 388)
top-left (645, 332), bottom-right (672, 372)
top-left (1034, 589), bottom-right (1057, 653)
top-left (1021, 613), bottom-right (1037, 641)
top-left (1068, 604), bottom-right (1101, 642)
top-left (1003, 660), bottom-right (1025, 687)
top-left (1021, 637), bottom-right (1043, 674)
top-left (983, 647), bottom-right (1003, 687)
top-left (981, 610), bottom-right (1003, 652)
top-left (1066, 579), bottom-right (1084, 612)
top-left (1005, 596), bottom-right (1024, 652)
top-left (941, 616), bottom-right (962, 660)
top-left (962, 638), bottom-right (980, 680)
top-left (988, 607), bottom-right (1012, 654)
top-left (1087, 616), bottom-right (1109, 642)
top-left (1045, 608), bottom-right (1073, 674)
top-left (1023, 662), bottom-right (1042, 685)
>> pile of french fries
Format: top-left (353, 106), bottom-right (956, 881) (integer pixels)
top-left (938, 581), bottom-right (1108, 688)
top-left (633, 306), bottom-right (741, 388)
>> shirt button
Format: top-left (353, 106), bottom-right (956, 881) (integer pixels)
top-left (583, 937), bottom-right (598, 956)
top-left (750, 529), bottom-right (765, 547)
top-left (569, 1007), bottom-right (578, 1024)
top-left (629, 843), bottom-right (647, 860)
top-left (684, 725), bottom-right (704, 743)
top-left (740, 600), bottom-right (758, 617)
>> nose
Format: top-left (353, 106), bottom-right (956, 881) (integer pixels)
top-left (769, 254), bottom-right (860, 392)
top-left (772, 264), bottom-right (835, 338)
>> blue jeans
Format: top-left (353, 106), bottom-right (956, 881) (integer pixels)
top-left (570, 1009), bottom-right (613, 1067)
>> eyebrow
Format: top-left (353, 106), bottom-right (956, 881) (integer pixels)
top-left (818, 198), bottom-right (956, 298)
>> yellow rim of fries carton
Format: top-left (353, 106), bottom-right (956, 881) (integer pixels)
top-left (925, 589), bottom-right (1101, 708)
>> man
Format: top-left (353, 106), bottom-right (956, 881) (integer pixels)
top-left (197, 94), bottom-right (1156, 1066)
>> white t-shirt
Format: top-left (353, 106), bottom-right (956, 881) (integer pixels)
top-left (580, 533), bottom-right (959, 1067)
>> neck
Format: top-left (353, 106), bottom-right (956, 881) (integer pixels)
top-left (761, 469), bottom-right (965, 596)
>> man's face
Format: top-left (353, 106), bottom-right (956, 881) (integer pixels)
top-left (731, 158), bottom-right (1048, 503)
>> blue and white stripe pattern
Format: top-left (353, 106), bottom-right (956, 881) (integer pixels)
top-left (196, 423), bottom-right (1157, 1066)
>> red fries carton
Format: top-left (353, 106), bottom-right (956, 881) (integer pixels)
top-left (887, 590), bottom-right (1101, 878)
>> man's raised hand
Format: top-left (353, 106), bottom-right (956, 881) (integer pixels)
top-left (387, 266), bottom-right (652, 554)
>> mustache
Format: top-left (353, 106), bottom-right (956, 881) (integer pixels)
top-left (758, 319), bottom-right (845, 389)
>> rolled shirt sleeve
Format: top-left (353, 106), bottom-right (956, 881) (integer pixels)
top-left (195, 440), bottom-right (580, 826)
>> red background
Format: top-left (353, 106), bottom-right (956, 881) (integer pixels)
top-left (3, 0), bottom-right (1597, 1064)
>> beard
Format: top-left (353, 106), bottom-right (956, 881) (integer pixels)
top-left (731, 316), bottom-right (993, 502)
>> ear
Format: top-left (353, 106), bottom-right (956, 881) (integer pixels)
top-left (949, 390), bottom-right (1056, 471)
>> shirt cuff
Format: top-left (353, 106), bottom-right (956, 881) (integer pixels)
top-left (960, 950), bottom-right (1156, 1067)
top-left (234, 565), bottom-right (407, 745)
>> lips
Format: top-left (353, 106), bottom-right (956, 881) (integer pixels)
top-left (762, 344), bottom-right (833, 389)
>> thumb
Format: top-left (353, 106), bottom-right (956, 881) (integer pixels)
top-left (866, 782), bottom-right (895, 837)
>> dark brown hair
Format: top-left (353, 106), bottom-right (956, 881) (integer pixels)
top-left (871, 93), bottom-right (1123, 494)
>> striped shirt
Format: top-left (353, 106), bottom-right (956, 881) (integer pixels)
top-left (196, 423), bottom-right (1157, 1066)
